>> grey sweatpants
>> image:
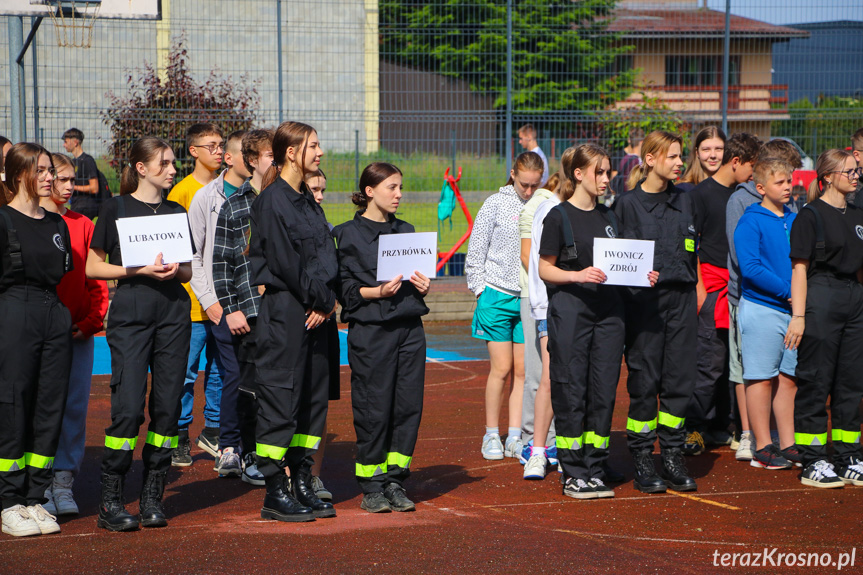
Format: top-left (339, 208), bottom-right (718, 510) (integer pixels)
top-left (520, 297), bottom-right (556, 447)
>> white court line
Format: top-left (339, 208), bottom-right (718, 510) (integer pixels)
top-left (484, 487), bottom-right (803, 508)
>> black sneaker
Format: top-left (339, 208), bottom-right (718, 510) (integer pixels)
top-left (197, 427), bottom-right (220, 457)
top-left (360, 492), bottom-right (392, 513)
top-left (562, 477), bottom-right (597, 500)
top-left (171, 431), bottom-right (192, 467)
top-left (383, 483), bottom-right (416, 512)
top-left (660, 448), bottom-right (697, 492)
top-left (588, 477), bottom-right (615, 498)
top-left (682, 431), bottom-right (705, 456)
top-left (835, 458), bottom-right (863, 487)
top-left (800, 460), bottom-right (844, 489)
top-left (703, 429), bottom-right (733, 447)
top-left (779, 446), bottom-right (803, 468)
top-left (750, 445), bottom-right (792, 470)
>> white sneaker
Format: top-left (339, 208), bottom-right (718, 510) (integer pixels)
top-left (42, 484), bottom-right (57, 515)
top-left (523, 453), bottom-right (548, 480)
top-left (504, 437), bottom-right (524, 459)
top-left (735, 431), bottom-right (754, 461)
top-left (26, 504), bottom-right (60, 535)
top-left (52, 470), bottom-right (79, 515)
top-left (1, 504), bottom-right (41, 537)
top-left (481, 434), bottom-right (504, 460)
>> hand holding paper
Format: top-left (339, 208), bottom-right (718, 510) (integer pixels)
top-left (135, 252), bottom-right (180, 282)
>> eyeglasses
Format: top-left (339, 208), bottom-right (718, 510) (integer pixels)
top-left (192, 142), bottom-right (224, 154)
top-left (833, 167), bottom-right (863, 180)
top-left (36, 167), bottom-right (56, 179)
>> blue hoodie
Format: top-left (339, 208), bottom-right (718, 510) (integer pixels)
top-left (733, 203), bottom-right (796, 313)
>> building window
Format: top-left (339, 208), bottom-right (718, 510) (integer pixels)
top-left (665, 55), bottom-right (741, 86)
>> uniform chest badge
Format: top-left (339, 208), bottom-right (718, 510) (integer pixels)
top-left (856, 225), bottom-right (863, 240)
top-left (53, 233), bottom-right (66, 252)
top-left (605, 225), bottom-right (616, 238)
top-left (688, 224), bottom-right (695, 234)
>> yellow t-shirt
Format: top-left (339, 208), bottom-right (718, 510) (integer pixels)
top-left (168, 173), bottom-right (209, 322)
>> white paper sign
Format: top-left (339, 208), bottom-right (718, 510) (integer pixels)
top-left (593, 237), bottom-right (655, 287)
top-left (116, 213), bottom-right (194, 267)
top-left (376, 232), bottom-right (438, 282)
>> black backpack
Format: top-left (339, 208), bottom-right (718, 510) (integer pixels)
top-left (96, 169), bottom-right (113, 201)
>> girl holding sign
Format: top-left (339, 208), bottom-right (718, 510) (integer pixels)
top-left (248, 122), bottom-right (337, 522)
top-left (0, 144), bottom-right (72, 538)
top-left (332, 162), bottom-right (430, 513)
top-left (539, 144), bottom-right (655, 500)
top-left (87, 137), bottom-right (193, 532)
top-left (612, 130), bottom-right (698, 494)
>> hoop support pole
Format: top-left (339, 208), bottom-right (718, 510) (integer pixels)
top-left (16, 17), bottom-right (43, 64)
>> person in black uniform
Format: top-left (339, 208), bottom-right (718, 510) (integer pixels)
top-left (613, 131), bottom-right (699, 494)
top-left (538, 143), bottom-right (657, 500)
top-left (333, 162), bottom-right (430, 513)
top-left (0, 144), bottom-right (72, 538)
top-left (788, 148), bottom-right (863, 488)
top-left (86, 137), bottom-right (193, 531)
top-left (248, 121), bottom-right (337, 522)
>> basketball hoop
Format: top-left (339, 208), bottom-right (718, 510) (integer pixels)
top-left (39, 0), bottom-right (102, 48)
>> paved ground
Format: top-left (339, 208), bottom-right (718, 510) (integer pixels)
top-left (4, 325), bottom-right (862, 574)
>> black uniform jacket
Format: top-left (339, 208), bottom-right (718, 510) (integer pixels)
top-left (332, 212), bottom-right (429, 324)
top-left (613, 182), bottom-right (698, 286)
top-left (248, 177), bottom-right (338, 312)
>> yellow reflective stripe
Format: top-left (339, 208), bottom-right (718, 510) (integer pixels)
top-left (832, 429), bottom-right (861, 444)
top-left (626, 417), bottom-right (657, 434)
top-left (386, 452), bottom-right (412, 469)
top-left (556, 435), bottom-right (583, 450)
top-left (256, 443), bottom-right (288, 461)
top-left (355, 462), bottom-right (387, 478)
top-left (658, 411), bottom-right (685, 430)
top-left (105, 435), bottom-right (138, 451)
top-left (145, 431), bottom-right (178, 449)
top-left (0, 456), bottom-right (25, 472)
top-left (289, 434), bottom-right (321, 450)
top-left (24, 453), bottom-right (54, 469)
top-left (583, 432), bottom-right (609, 450)
top-left (795, 432), bottom-right (827, 447)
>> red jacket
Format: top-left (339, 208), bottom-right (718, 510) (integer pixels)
top-left (57, 210), bottom-right (108, 337)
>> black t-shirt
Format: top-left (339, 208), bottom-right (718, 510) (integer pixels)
top-left (690, 176), bottom-right (735, 268)
top-left (71, 152), bottom-right (100, 219)
top-left (91, 195), bottom-right (194, 286)
top-left (0, 206), bottom-right (71, 292)
top-left (789, 199), bottom-right (863, 277)
top-left (642, 190), bottom-right (670, 205)
top-left (539, 202), bottom-right (616, 270)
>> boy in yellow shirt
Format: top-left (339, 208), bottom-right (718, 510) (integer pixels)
top-left (168, 123), bottom-right (225, 466)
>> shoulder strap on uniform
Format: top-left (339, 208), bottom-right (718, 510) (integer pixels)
top-left (602, 208), bottom-right (619, 236)
top-left (55, 217), bottom-right (72, 272)
top-left (802, 203), bottom-right (826, 263)
top-left (0, 210), bottom-right (26, 283)
top-left (553, 203), bottom-right (575, 247)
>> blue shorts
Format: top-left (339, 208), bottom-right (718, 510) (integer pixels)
top-left (738, 298), bottom-right (797, 380)
top-left (472, 287), bottom-right (524, 344)
top-left (536, 319), bottom-right (548, 339)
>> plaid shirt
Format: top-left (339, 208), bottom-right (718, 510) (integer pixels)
top-left (213, 180), bottom-right (261, 318)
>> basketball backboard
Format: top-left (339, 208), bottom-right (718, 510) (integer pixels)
top-left (3, 0), bottom-right (161, 20)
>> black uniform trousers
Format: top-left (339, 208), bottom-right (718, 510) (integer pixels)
top-left (795, 275), bottom-right (863, 466)
top-left (234, 317), bottom-right (258, 456)
top-left (348, 318), bottom-right (425, 494)
top-left (254, 291), bottom-right (329, 479)
top-left (547, 290), bottom-right (624, 481)
top-left (624, 286), bottom-right (697, 452)
top-left (0, 287), bottom-right (71, 509)
top-left (102, 282), bottom-right (191, 476)
top-left (686, 290), bottom-right (731, 433)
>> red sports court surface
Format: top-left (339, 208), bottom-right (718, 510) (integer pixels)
top-left (3, 326), bottom-right (862, 574)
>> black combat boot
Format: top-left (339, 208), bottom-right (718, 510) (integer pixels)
top-left (632, 450), bottom-right (667, 494)
top-left (139, 469), bottom-right (168, 528)
top-left (96, 473), bottom-right (140, 532)
top-left (661, 448), bottom-right (698, 492)
top-left (292, 465), bottom-right (336, 518)
top-left (261, 474), bottom-right (315, 523)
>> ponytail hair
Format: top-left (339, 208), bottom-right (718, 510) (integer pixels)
top-left (261, 121), bottom-right (316, 191)
top-left (120, 137), bottom-right (172, 195)
top-left (506, 151), bottom-right (544, 186)
top-left (544, 172), bottom-right (560, 194)
top-left (353, 162), bottom-right (402, 209)
top-left (558, 143), bottom-right (610, 202)
top-left (679, 125), bottom-right (727, 185)
top-left (0, 142), bottom-right (53, 205)
top-left (808, 148), bottom-right (854, 204)
top-left (627, 130), bottom-right (684, 191)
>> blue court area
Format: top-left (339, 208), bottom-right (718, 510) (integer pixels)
top-left (92, 323), bottom-right (488, 375)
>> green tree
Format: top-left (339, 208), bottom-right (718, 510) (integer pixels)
top-left (102, 36), bottom-right (259, 177)
top-left (772, 96), bottom-right (863, 158)
top-left (601, 90), bottom-right (690, 153)
top-left (380, 0), bottom-right (636, 113)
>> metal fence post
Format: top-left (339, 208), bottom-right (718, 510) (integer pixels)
top-left (451, 129), bottom-right (456, 175)
top-left (32, 27), bottom-right (40, 145)
top-left (276, 0), bottom-right (284, 124)
top-left (721, 0), bottom-right (731, 135)
top-left (355, 129), bottom-right (360, 189)
top-left (8, 17), bottom-right (25, 143)
top-left (505, 0), bottom-right (513, 176)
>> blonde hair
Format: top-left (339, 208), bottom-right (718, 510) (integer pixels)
top-left (808, 149), bottom-right (855, 203)
top-left (626, 130), bottom-right (683, 191)
top-left (680, 126), bottom-right (726, 185)
top-left (753, 157), bottom-right (793, 187)
top-left (544, 172), bottom-right (560, 194)
top-left (558, 143), bottom-right (609, 202)
top-left (506, 151), bottom-right (544, 186)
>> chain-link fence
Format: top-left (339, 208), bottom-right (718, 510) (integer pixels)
top-left (2, 1), bottom-right (862, 256)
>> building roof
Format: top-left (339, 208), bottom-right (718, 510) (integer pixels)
top-left (608, 8), bottom-right (810, 39)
